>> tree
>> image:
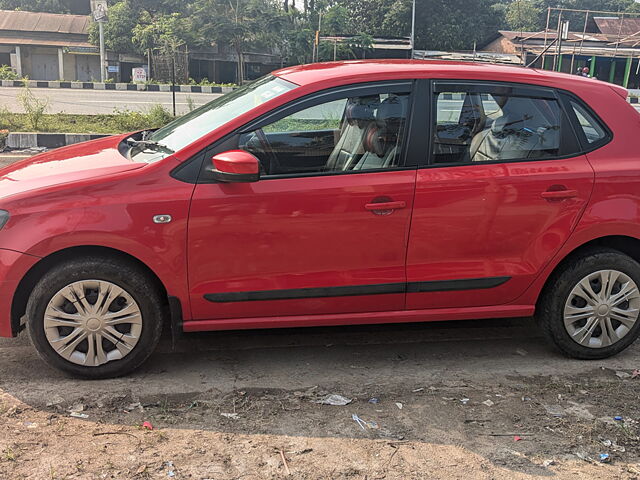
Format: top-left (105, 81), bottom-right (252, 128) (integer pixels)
top-left (323, 5), bottom-right (350, 35)
top-left (88, 1), bottom-right (138, 53)
top-left (0, 0), bottom-right (87, 13)
top-left (506, 0), bottom-right (542, 32)
top-left (414, 0), bottom-right (505, 50)
top-left (131, 11), bottom-right (195, 53)
top-left (190, 0), bottom-right (288, 82)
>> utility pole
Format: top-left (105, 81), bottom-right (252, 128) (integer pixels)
top-left (98, 21), bottom-right (105, 82)
top-left (410, 0), bottom-right (416, 58)
top-left (91, 0), bottom-right (108, 82)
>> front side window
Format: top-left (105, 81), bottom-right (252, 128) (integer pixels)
top-left (131, 75), bottom-right (297, 163)
top-left (238, 91), bottom-right (410, 176)
top-left (432, 83), bottom-right (571, 165)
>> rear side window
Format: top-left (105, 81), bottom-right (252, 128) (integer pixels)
top-left (432, 82), bottom-right (579, 165)
top-left (569, 101), bottom-right (607, 145)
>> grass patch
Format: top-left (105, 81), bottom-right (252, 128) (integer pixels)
top-left (0, 106), bottom-right (174, 135)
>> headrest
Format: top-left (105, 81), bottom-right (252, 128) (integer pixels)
top-left (375, 95), bottom-right (407, 129)
top-left (345, 97), bottom-right (378, 126)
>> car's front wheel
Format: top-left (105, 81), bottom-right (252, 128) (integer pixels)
top-left (26, 257), bottom-right (165, 378)
top-left (537, 248), bottom-right (640, 359)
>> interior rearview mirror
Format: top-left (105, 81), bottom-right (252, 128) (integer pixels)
top-left (210, 150), bottom-right (260, 183)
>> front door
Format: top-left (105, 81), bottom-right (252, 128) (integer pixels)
top-left (188, 82), bottom-right (417, 320)
top-left (406, 81), bottom-right (595, 310)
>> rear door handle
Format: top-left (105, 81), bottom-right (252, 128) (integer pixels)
top-left (541, 189), bottom-right (578, 200)
top-left (365, 201), bottom-right (406, 211)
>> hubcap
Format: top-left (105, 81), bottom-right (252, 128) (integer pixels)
top-left (43, 280), bottom-right (143, 366)
top-left (564, 270), bottom-right (640, 349)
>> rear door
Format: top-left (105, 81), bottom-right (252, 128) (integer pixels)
top-left (406, 80), bottom-right (595, 310)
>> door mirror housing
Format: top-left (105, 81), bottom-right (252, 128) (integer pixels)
top-left (210, 150), bottom-right (260, 183)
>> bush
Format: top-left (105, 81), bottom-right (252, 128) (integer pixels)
top-left (146, 104), bottom-right (174, 126)
top-left (18, 84), bottom-right (49, 130)
top-left (112, 104), bottom-right (173, 132)
top-left (0, 65), bottom-right (18, 81)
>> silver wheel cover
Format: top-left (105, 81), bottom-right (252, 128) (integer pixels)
top-left (564, 269), bottom-right (640, 349)
top-left (43, 280), bottom-right (143, 366)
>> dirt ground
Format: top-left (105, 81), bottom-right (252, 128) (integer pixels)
top-left (0, 317), bottom-right (639, 479)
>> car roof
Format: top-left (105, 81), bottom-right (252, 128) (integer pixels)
top-left (273, 59), bottom-right (625, 98)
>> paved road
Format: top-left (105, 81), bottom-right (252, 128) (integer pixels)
top-left (0, 87), bottom-right (223, 115)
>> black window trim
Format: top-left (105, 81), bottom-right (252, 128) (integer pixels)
top-left (559, 91), bottom-right (613, 154)
top-left (171, 80), bottom-right (419, 183)
top-left (422, 79), bottom-right (585, 169)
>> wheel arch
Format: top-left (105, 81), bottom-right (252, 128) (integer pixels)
top-left (536, 234), bottom-right (640, 309)
top-left (11, 245), bottom-right (172, 336)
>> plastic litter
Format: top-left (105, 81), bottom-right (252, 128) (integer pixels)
top-left (69, 412), bottom-right (89, 419)
top-left (598, 453), bottom-right (611, 463)
top-left (351, 414), bottom-right (378, 430)
top-left (412, 387), bottom-right (424, 392)
top-left (544, 404), bottom-right (566, 417)
top-left (482, 399), bottom-right (494, 407)
top-left (315, 394), bottom-right (352, 406)
top-left (220, 412), bottom-right (239, 419)
top-left (460, 398), bottom-right (470, 405)
top-left (127, 402), bottom-right (144, 412)
top-left (513, 435), bottom-right (523, 442)
top-left (542, 459), bottom-right (555, 467)
top-left (395, 402), bottom-right (403, 410)
top-left (142, 421), bottom-right (153, 430)
top-left (614, 416), bottom-right (624, 421)
top-left (601, 439), bottom-right (626, 452)
top-left (368, 398), bottom-right (379, 404)
top-left (616, 371), bottom-right (631, 379)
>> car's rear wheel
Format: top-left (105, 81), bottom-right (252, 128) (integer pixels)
top-left (537, 248), bottom-right (640, 359)
top-left (26, 257), bottom-right (165, 378)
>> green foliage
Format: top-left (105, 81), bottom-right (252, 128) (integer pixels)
top-left (0, 0), bottom-right (73, 13)
top-left (323, 5), bottom-right (350, 35)
top-left (506, 0), bottom-right (542, 31)
top-left (132, 11), bottom-right (196, 53)
top-left (0, 110), bottom-right (173, 134)
top-left (112, 104), bottom-right (173, 131)
top-left (12, 0), bottom-right (640, 62)
top-left (88, 1), bottom-right (138, 53)
top-left (17, 84), bottom-right (49, 131)
top-left (0, 65), bottom-right (18, 81)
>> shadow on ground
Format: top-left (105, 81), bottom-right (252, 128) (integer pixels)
top-left (0, 317), bottom-right (639, 477)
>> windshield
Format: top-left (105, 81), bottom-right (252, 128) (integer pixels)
top-left (131, 75), bottom-right (297, 162)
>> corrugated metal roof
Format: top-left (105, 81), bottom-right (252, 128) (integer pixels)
top-left (0, 10), bottom-right (90, 35)
top-left (497, 29), bottom-right (640, 48)
top-left (0, 36), bottom-right (93, 47)
top-left (594, 16), bottom-right (640, 36)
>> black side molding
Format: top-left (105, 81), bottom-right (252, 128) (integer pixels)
top-left (204, 283), bottom-right (405, 303)
top-left (406, 276), bottom-right (510, 293)
top-left (204, 276), bottom-right (510, 303)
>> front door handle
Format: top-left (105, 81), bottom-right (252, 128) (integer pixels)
top-left (541, 189), bottom-right (578, 200)
top-left (365, 201), bottom-right (406, 214)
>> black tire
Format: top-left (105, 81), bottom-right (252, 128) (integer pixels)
top-left (26, 256), bottom-right (166, 379)
top-left (537, 247), bottom-right (640, 359)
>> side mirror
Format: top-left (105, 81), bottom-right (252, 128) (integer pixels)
top-left (210, 150), bottom-right (260, 183)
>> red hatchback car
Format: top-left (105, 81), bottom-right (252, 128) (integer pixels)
top-left (1, 60), bottom-right (640, 378)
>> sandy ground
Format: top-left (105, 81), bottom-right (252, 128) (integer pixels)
top-left (0, 318), bottom-right (639, 479)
